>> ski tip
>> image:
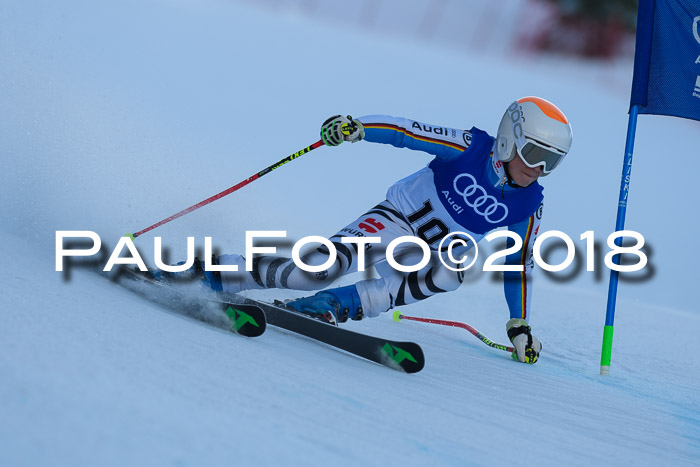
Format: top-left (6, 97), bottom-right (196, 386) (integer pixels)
top-left (223, 303), bottom-right (266, 337)
top-left (392, 310), bottom-right (403, 322)
top-left (379, 341), bottom-right (425, 373)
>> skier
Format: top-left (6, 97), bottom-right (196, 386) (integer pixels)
top-left (186, 97), bottom-right (572, 364)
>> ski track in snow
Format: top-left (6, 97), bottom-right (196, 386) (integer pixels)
top-left (1, 0), bottom-right (699, 465)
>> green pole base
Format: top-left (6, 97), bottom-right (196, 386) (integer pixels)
top-left (600, 325), bottom-right (614, 375)
top-left (392, 310), bottom-right (403, 322)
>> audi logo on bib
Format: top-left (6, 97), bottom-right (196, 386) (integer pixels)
top-left (453, 173), bottom-right (508, 223)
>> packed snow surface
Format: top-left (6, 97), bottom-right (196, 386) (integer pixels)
top-left (1, 0), bottom-right (698, 465)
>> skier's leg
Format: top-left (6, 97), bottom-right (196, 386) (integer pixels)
top-left (287, 213), bottom-right (478, 322)
top-left (218, 200), bottom-right (414, 294)
top-left (287, 247), bottom-right (466, 322)
top-left (347, 245), bottom-right (467, 318)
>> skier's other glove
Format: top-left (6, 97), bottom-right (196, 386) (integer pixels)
top-left (320, 115), bottom-right (365, 146)
top-left (506, 318), bottom-right (542, 364)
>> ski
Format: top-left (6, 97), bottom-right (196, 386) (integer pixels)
top-left (222, 293), bottom-right (425, 373)
top-left (108, 269), bottom-right (267, 338)
top-left (103, 268), bottom-right (423, 371)
top-left (214, 302), bottom-right (266, 338)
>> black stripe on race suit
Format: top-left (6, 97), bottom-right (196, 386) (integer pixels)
top-left (395, 276), bottom-right (408, 306)
top-left (332, 241), bottom-right (354, 271)
top-left (457, 269), bottom-right (465, 284)
top-left (370, 203), bottom-right (412, 225)
top-left (311, 240), bottom-right (355, 273)
top-left (328, 235), bottom-right (359, 255)
top-left (364, 209), bottom-right (413, 233)
top-left (279, 261), bottom-right (297, 289)
top-left (251, 256), bottom-right (265, 288)
top-left (407, 271), bottom-right (430, 301)
top-left (265, 257), bottom-right (289, 289)
top-left (395, 271), bottom-right (436, 306)
top-left (425, 268), bottom-right (447, 294)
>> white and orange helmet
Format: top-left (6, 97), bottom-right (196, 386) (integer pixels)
top-left (495, 96), bottom-right (573, 176)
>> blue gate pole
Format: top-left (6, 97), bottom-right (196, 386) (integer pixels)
top-left (600, 104), bottom-right (640, 375)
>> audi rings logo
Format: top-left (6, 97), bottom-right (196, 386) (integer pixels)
top-left (453, 173), bottom-right (508, 223)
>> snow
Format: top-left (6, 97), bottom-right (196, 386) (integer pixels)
top-left (1, 0), bottom-right (699, 465)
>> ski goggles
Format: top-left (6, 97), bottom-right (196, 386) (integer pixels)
top-left (516, 138), bottom-right (567, 175)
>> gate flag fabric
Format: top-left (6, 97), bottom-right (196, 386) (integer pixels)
top-left (602, 0), bottom-right (699, 376)
top-left (630, 0), bottom-right (700, 121)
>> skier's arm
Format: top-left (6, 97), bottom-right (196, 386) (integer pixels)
top-left (502, 205), bottom-right (543, 322)
top-left (357, 115), bottom-right (470, 160)
top-left (502, 205), bottom-right (543, 364)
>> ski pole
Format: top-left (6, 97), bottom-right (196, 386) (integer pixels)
top-left (127, 140), bottom-right (325, 239)
top-left (392, 310), bottom-right (514, 353)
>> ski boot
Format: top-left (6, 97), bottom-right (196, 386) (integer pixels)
top-left (286, 284), bottom-right (363, 325)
